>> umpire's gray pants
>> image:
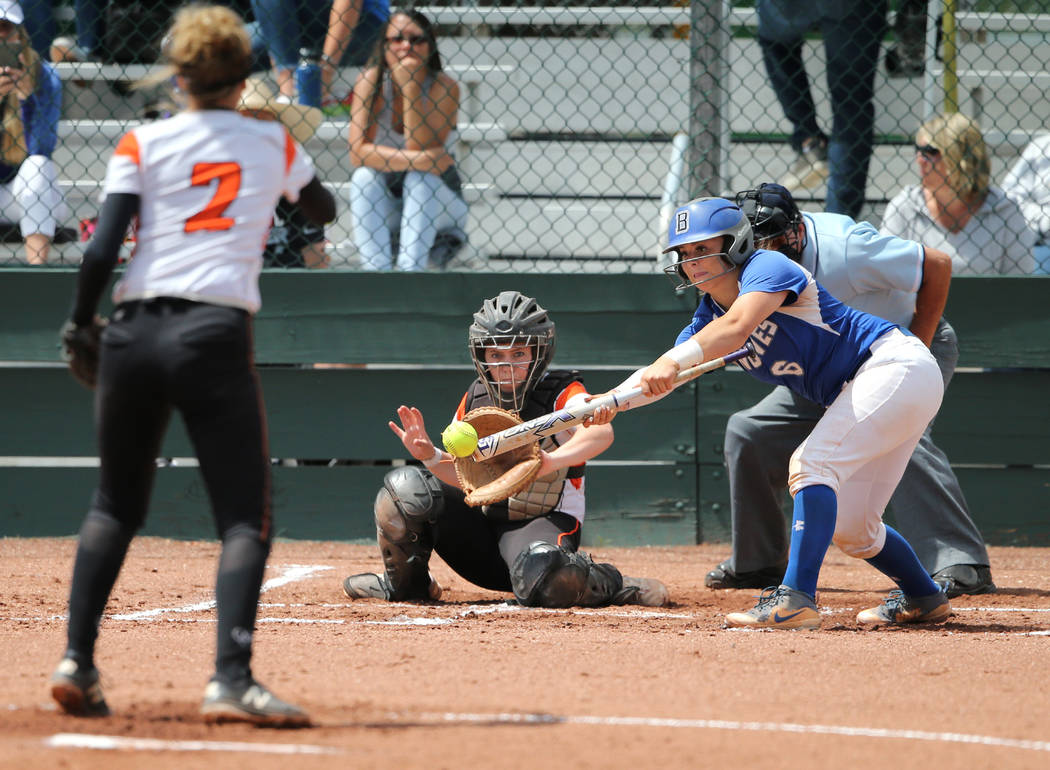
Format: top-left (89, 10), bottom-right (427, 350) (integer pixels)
top-left (723, 318), bottom-right (990, 575)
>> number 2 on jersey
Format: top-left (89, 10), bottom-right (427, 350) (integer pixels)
top-left (185, 162), bottom-right (241, 232)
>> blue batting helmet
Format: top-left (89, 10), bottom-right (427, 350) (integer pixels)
top-left (662, 197), bottom-right (755, 266)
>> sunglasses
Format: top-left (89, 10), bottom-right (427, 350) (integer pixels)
top-left (914, 143), bottom-right (942, 160)
top-left (385, 34), bottom-right (428, 46)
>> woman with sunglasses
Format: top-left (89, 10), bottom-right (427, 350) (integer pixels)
top-left (348, 7), bottom-right (468, 271)
top-left (882, 112), bottom-right (1035, 275)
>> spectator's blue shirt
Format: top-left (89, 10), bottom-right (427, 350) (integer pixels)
top-left (21, 60), bottom-right (61, 157)
top-left (364, 0), bottom-right (389, 19)
top-left (675, 249), bottom-right (898, 406)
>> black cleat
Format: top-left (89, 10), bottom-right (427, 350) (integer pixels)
top-left (932, 564), bottom-right (996, 599)
top-left (704, 560), bottom-right (786, 590)
top-left (342, 572), bottom-right (442, 601)
top-left (51, 658), bottom-right (110, 717)
top-left (201, 677), bottom-right (310, 727)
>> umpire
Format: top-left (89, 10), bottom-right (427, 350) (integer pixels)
top-left (706, 183), bottom-right (995, 598)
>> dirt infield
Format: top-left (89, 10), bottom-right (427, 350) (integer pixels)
top-left (2, 537), bottom-right (1048, 769)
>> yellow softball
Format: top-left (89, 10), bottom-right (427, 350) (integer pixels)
top-left (441, 421), bottom-right (479, 458)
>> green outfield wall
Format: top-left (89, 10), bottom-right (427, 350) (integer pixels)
top-left (2, 271), bottom-right (1047, 546)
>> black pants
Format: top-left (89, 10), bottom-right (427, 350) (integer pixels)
top-left (65, 298), bottom-right (272, 682)
top-left (433, 483), bottom-right (582, 593)
top-left (94, 298), bottom-right (270, 537)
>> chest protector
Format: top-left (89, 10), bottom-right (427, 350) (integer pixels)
top-left (463, 370), bottom-right (586, 520)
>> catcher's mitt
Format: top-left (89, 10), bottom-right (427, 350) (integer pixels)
top-left (60, 318), bottom-right (107, 390)
top-left (454, 406), bottom-right (542, 507)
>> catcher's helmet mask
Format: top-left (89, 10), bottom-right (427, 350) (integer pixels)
top-left (469, 291), bottom-right (555, 413)
top-left (662, 197), bottom-right (755, 291)
top-left (734, 183), bottom-right (807, 262)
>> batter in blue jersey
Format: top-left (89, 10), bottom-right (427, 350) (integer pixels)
top-left (676, 249), bottom-right (897, 407)
top-left (609, 197), bottom-right (952, 629)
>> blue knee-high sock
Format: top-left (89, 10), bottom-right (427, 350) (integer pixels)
top-left (865, 525), bottom-right (941, 597)
top-left (781, 484), bottom-right (837, 599)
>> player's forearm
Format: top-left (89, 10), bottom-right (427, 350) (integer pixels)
top-left (352, 142), bottom-right (440, 173)
top-left (71, 193), bottom-right (138, 325)
top-left (543, 424), bottom-right (614, 471)
top-left (911, 246), bottom-right (952, 346)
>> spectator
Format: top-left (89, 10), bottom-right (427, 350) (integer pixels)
top-left (882, 112), bottom-right (1036, 275)
top-left (706, 183), bottom-right (995, 600)
top-left (885, 0), bottom-right (929, 78)
top-left (16, 0), bottom-right (51, 57)
top-left (237, 75), bottom-right (330, 268)
top-left (320, 0), bottom-right (389, 108)
top-left (50, 0), bottom-right (174, 65)
top-left (756, 0), bottom-right (888, 218)
top-left (1001, 133), bottom-right (1050, 274)
top-left (250, 0), bottom-right (387, 102)
top-left (348, 7), bottom-right (467, 271)
top-left (0, 0), bottom-right (66, 265)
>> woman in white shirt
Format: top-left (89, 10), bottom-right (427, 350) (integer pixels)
top-left (882, 112), bottom-right (1036, 275)
top-left (1001, 133), bottom-right (1050, 274)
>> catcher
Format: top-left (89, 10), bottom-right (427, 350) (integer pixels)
top-left (342, 290), bottom-right (669, 608)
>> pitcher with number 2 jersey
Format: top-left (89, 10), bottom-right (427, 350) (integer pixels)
top-left (51, 5), bottom-right (335, 727)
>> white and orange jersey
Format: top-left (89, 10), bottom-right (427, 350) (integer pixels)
top-left (104, 110), bottom-right (316, 313)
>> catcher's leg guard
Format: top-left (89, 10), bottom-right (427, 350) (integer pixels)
top-left (349, 466), bottom-right (444, 601)
top-left (510, 541), bottom-right (626, 608)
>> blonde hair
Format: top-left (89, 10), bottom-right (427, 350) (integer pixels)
top-left (917, 112), bottom-right (990, 199)
top-left (164, 4), bottom-right (251, 99)
top-left (1, 24), bottom-right (41, 166)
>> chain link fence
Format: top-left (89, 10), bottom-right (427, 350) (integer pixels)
top-left (3, 1), bottom-right (1048, 274)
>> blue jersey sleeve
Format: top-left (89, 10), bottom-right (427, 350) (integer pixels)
top-left (737, 250), bottom-right (810, 302)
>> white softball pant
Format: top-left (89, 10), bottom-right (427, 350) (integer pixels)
top-left (788, 328), bottom-right (944, 559)
top-left (0, 155), bottom-right (67, 238)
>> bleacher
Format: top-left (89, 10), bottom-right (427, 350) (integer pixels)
top-left (16, 4), bottom-right (1050, 270)
top-left (3, 5), bottom-right (1048, 546)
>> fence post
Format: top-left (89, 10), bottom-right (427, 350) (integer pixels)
top-left (687, 0), bottom-right (727, 198)
top-left (942, 0), bottom-right (959, 113)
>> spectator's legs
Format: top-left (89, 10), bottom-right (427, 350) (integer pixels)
top-left (14, 155), bottom-right (67, 265)
top-left (349, 166), bottom-right (398, 270)
top-left (21, 0), bottom-right (56, 57)
top-left (821, 1), bottom-right (887, 217)
top-left (250, 0), bottom-right (303, 98)
top-left (75, 0), bottom-right (106, 59)
top-left (342, 7), bottom-right (385, 66)
top-left (886, 0), bottom-right (929, 77)
top-left (322, 0), bottom-right (361, 101)
top-left (755, 0), bottom-right (822, 153)
top-left (757, 35), bottom-right (822, 154)
top-left (398, 171), bottom-right (469, 271)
